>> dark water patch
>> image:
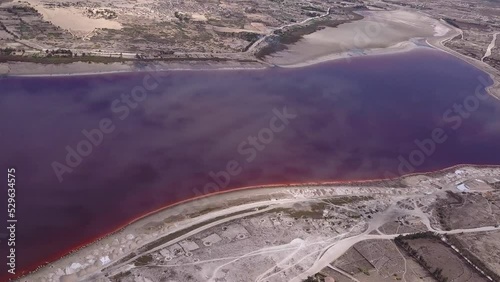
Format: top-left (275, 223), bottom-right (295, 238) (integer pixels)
top-left (1, 48), bottom-right (500, 279)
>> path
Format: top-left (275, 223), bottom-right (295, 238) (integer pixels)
top-left (245, 8), bottom-right (332, 54)
top-left (328, 265), bottom-right (360, 282)
top-left (482, 32), bottom-right (499, 62)
top-left (290, 225), bottom-right (500, 281)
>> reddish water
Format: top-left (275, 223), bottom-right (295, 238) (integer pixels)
top-left (1, 48), bottom-right (500, 280)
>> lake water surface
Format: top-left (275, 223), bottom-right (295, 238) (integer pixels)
top-left (1, 47), bottom-right (500, 278)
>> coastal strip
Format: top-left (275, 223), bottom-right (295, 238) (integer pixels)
top-left (15, 163), bottom-right (500, 281)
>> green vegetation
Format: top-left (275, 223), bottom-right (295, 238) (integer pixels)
top-left (273, 196), bottom-right (371, 219)
top-left (358, 267), bottom-right (370, 275)
top-left (275, 206), bottom-right (324, 219)
top-left (443, 18), bottom-right (460, 28)
top-left (256, 12), bottom-right (363, 59)
top-left (0, 48), bottom-right (16, 55)
top-left (303, 273), bottom-right (326, 282)
top-left (325, 196), bottom-right (373, 205)
top-left (432, 268), bottom-right (448, 282)
top-left (133, 254), bottom-right (153, 266)
top-left (6, 5), bottom-right (38, 14)
top-left (0, 54), bottom-right (259, 65)
top-left (0, 54), bottom-right (131, 64)
top-left (300, 6), bottom-right (327, 13)
top-left (109, 270), bottom-right (132, 282)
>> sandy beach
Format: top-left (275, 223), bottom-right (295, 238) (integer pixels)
top-left (19, 164), bottom-right (500, 281)
top-left (2, 9), bottom-right (498, 103)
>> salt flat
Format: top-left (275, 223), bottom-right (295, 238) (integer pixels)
top-left (266, 10), bottom-right (449, 66)
top-left (26, 0), bottom-right (122, 36)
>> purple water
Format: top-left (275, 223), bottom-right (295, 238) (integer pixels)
top-left (1, 47), bottom-right (500, 279)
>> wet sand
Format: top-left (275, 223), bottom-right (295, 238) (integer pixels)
top-left (263, 10), bottom-right (448, 66)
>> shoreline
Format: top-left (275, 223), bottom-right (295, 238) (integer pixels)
top-left (8, 11), bottom-right (500, 280)
top-left (272, 40), bottom-right (420, 69)
top-left (426, 21), bottom-right (500, 101)
top-left (3, 33), bottom-right (499, 102)
top-left (0, 40), bottom-right (436, 78)
top-left (0, 60), bottom-right (269, 78)
top-left (1, 6), bottom-right (498, 103)
top-left (5, 41), bottom-right (499, 102)
top-left (16, 163), bottom-right (500, 281)
top-left (1, 12), bottom-right (498, 99)
top-left (1, 43), bottom-right (414, 78)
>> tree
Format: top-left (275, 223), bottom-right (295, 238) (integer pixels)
top-left (302, 274), bottom-right (325, 282)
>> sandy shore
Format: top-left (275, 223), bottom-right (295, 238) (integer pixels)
top-left (1, 10), bottom-right (434, 77)
top-left (18, 184), bottom-right (297, 281)
top-left (426, 20), bottom-right (500, 100)
top-left (272, 40), bottom-right (419, 69)
top-left (1, 60), bottom-right (268, 77)
top-left (2, 9), bottom-right (499, 105)
top-left (18, 164), bottom-right (500, 281)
